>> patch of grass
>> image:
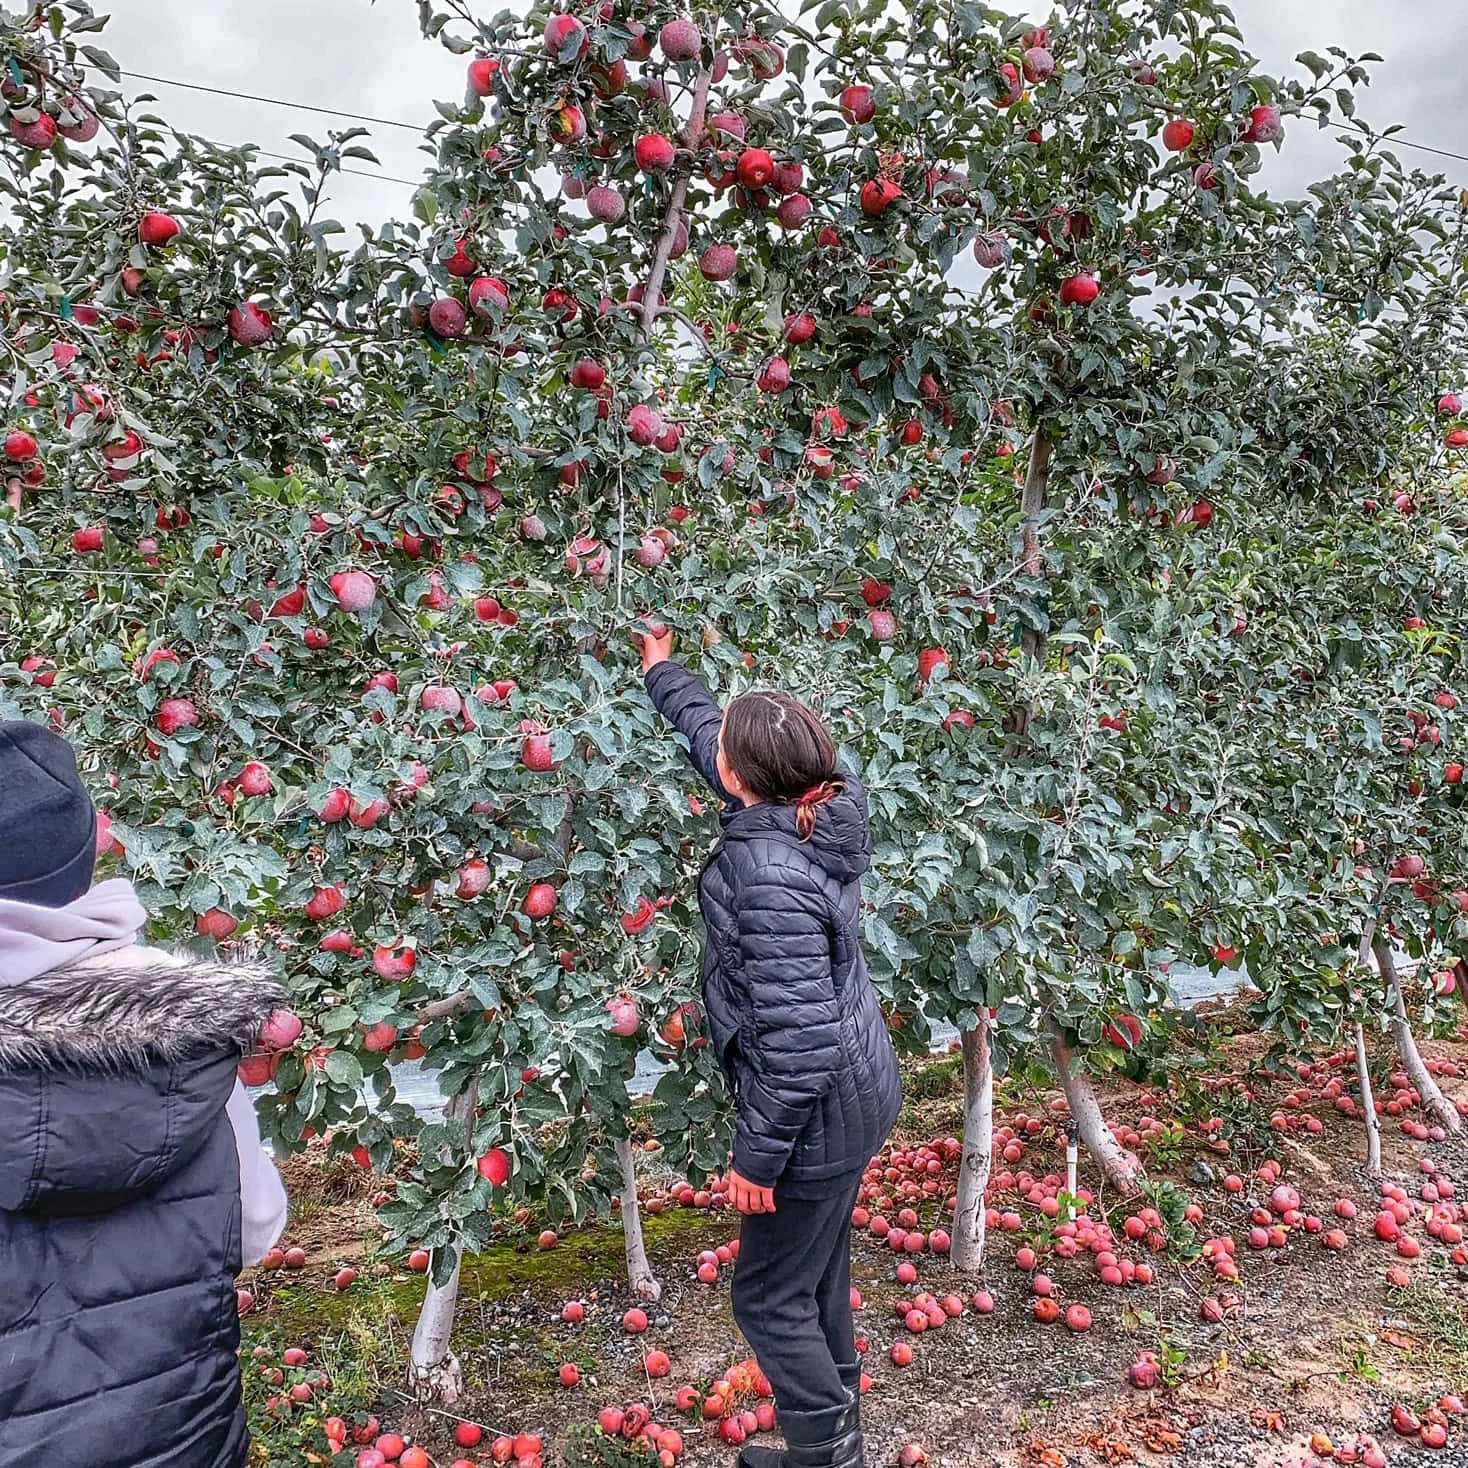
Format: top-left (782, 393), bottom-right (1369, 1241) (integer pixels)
top-left (251, 1206), bottom-right (725, 1374)
top-left (1391, 1279), bottom-right (1468, 1376)
top-left (243, 1311), bottom-right (385, 1467)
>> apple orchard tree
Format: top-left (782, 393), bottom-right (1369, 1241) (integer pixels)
top-left (2, 0), bottom-right (1467, 1392)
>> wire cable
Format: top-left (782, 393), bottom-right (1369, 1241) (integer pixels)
top-left (121, 66), bottom-right (1468, 170)
top-left (255, 148), bottom-right (423, 188)
top-left (1340, 132), bottom-right (1468, 167)
top-left (121, 69), bottom-right (425, 133)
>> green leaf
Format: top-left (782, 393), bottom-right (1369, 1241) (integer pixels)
top-left (325, 1050), bottom-right (363, 1088)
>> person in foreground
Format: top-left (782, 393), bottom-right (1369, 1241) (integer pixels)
top-left (636, 627), bottom-right (902, 1468)
top-left (0, 720), bottom-right (289, 1468)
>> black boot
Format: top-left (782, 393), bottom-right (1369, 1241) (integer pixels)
top-left (738, 1394), bottom-right (864, 1468)
top-left (781, 1401), bottom-right (865, 1468)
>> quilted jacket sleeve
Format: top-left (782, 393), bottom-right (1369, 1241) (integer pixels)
top-left (730, 869), bottom-right (841, 1187)
top-left (644, 659), bottom-right (739, 806)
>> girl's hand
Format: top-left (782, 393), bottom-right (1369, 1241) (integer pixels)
top-left (727, 1167), bottom-right (777, 1215)
top-left (632, 620), bottom-right (674, 674)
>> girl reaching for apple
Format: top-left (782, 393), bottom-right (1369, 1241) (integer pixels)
top-left (634, 622), bottom-right (901, 1468)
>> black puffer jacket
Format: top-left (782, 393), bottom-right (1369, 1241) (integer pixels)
top-left (646, 660), bottom-right (901, 1192)
top-left (0, 951), bottom-right (282, 1468)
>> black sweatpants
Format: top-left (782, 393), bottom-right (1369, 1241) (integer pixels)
top-left (730, 1169), bottom-right (865, 1415)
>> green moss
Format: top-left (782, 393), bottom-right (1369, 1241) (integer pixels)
top-left (248, 1206), bottom-right (725, 1356)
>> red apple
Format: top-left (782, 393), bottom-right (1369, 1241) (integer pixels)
top-left (228, 301), bottom-right (273, 346)
top-left (196, 907), bottom-right (239, 942)
top-left (840, 84), bottom-right (876, 124)
top-left (635, 133), bottom-right (676, 173)
top-left (543, 13), bottom-right (588, 57)
top-left (477, 1147), bottom-right (511, 1186)
top-left (860, 179), bottom-right (902, 216)
top-left (260, 1009), bottom-right (303, 1050)
top-left (372, 941), bottom-right (417, 981)
top-left (1162, 118), bottom-right (1194, 152)
top-left (468, 56), bottom-right (499, 96)
top-left (658, 17), bottom-right (702, 61)
top-left (698, 243), bottom-right (738, 281)
top-left (138, 210), bottom-right (180, 246)
top-left (607, 996), bottom-right (641, 1037)
top-left (329, 570), bottom-right (377, 612)
top-left (1059, 272), bottom-right (1099, 307)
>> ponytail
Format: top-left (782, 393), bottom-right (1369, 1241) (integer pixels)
top-left (795, 780), bottom-right (843, 841)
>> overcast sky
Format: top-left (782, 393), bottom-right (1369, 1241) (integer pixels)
top-left (101, 1), bottom-right (1465, 233)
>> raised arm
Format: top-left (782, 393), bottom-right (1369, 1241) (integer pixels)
top-left (643, 658), bottom-right (740, 807)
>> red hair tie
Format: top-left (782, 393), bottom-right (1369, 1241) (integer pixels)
top-left (795, 780), bottom-right (840, 840)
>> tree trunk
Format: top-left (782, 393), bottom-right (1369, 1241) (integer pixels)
top-left (1353, 1022), bottom-right (1382, 1177)
top-left (637, 67), bottom-right (713, 340)
top-left (1015, 428), bottom-right (1055, 669)
top-left (1376, 940), bottom-right (1462, 1134)
top-left (616, 1134), bottom-right (662, 1301)
top-left (950, 1018), bottom-right (993, 1273)
top-left (1064, 1127), bottom-right (1079, 1217)
top-left (1001, 428), bottom-right (1054, 741)
top-left (407, 1085), bottom-right (475, 1403)
top-left (1049, 1026), bottom-right (1144, 1195)
top-left (1348, 908), bottom-right (1383, 1175)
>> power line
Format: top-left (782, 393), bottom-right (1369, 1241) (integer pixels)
top-left (255, 148), bottom-right (423, 188)
top-left (1340, 131), bottom-right (1468, 168)
top-left (121, 69), bottom-right (425, 133)
top-left (121, 67), bottom-right (1468, 170)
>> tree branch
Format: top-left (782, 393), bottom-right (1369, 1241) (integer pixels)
top-left (638, 64), bottom-right (713, 339)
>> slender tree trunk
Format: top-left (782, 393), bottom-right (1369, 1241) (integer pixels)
top-left (1353, 1022), bottom-right (1382, 1177)
top-left (1003, 428), bottom-right (1054, 741)
top-left (1376, 940), bottom-right (1462, 1134)
top-left (637, 67), bottom-right (713, 339)
top-left (1350, 908), bottom-right (1384, 1176)
top-left (616, 1134), bottom-right (662, 1301)
top-left (407, 1084), bottom-right (477, 1404)
top-left (1064, 1127), bottom-right (1079, 1217)
top-left (1050, 1026), bottom-right (1144, 1195)
top-left (950, 1017), bottom-right (993, 1273)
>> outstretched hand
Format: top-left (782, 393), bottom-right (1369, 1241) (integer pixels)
top-left (631, 619), bottom-right (674, 674)
top-left (726, 1167), bottom-right (777, 1215)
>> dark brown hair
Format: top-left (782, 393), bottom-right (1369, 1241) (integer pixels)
top-left (722, 690), bottom-right (840, 840)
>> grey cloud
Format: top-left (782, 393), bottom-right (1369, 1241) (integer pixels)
top-left (100, 1), bottom-right (1464, 231)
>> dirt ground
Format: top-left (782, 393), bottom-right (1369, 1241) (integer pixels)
top-left (242, 1016), bottom-right (1468, 1468)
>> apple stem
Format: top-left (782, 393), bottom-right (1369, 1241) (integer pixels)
top-left (1049, 1026), bottom-right (1145, 1197)
top-left (1376, 939), bottom-right (1462, 1134)
top-left (615, 1134), bottom-right (663, 1301)
top-left (949, 1015), bottom-right (993, 1273)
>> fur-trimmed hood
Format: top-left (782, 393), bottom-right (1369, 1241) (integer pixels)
top-left (0, 945), bottom-right (284, 1216)
top-left (0, 944), bottom-right (284, 1072)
